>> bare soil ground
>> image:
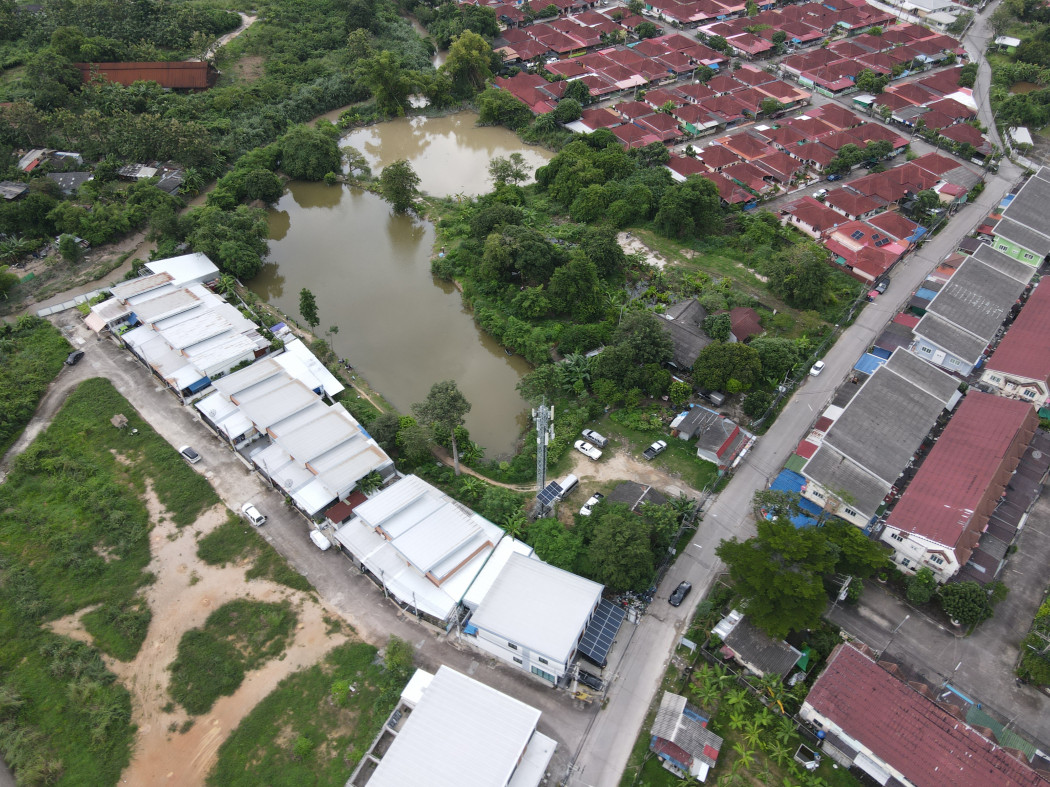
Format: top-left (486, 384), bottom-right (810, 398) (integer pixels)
top-left (618, 231), bottom-right (668, 269)
top-left (47, 484), bottom-right (348, 786)
top-left (567, 445), bottom-right (693, 498)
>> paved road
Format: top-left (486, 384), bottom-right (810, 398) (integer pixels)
top-left (569, 13), bottom-right (1028, 785)
top-left (828, 492), bottom-right (1050, 751)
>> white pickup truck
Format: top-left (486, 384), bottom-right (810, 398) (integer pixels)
top-left (643, 440), bottom-right (668, 460)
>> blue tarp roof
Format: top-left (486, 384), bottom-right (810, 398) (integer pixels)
top-left (916, 287), bottom-right (939, 301)
top-left (908, 226), bottom-right (928, 243)
top-left (853, 353), bottom-right (887, 375)
top-left (767, 469), bottom-right (823, 528)
top-left (1000, 194), bottom-right (1016, 209)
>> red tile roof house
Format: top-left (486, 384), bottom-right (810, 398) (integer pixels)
top-left (611, 123), bottom-right (662, 149)
top-left (707, 170), bottom-right (756, 205)
top-left (716, 131), bottom-right (773, 161)
top-left (696, 143), bottom-right (742, 171)
top-left (824, 219), bottom-right (904, 282)
top-left (779, 195), bottom-right (846, 239)
top-left (699, 94), bottom-right (749, 126)
top-left (492, 73), bottom-right (561, 114)
top-left (755, 150), bottom-right (806, 184)
top-left (762, 124), bottom-right (808, 150)
top-left (802, 643), bottom-right (1050, 787)
top-left (727, 32), bottom-right (774, 58)
top-left (729, 306), bottom-right (763, 341)
top-left (880, 392), bottom-right (1037, 581)
top-left (723, 161), bottom-right (775, 195)
top-left (635, 111), bottom-right (683, 142)
top-left (732, 64), bottom-right (776, 87)
top-left (576, 106), bottom-right (624, 132)
top-left (673, 103), bottom-right (724, 135)
top-left (823, 188), bottom-right (884, 221)
top-left (980, 280), bottom-right (1050, 410)
top-left (791, 141), bottom-right (837, 171)
top-left (755, 79), bottom-right (811, 108)
top-left (938, 122), bottom-right (992, 157)
top-left (867, 210), bottom-right (923, 249)
top-left (666, 153), bottom-right (712, 182)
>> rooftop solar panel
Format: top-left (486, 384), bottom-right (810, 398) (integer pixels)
top-left (578, 599), bottom-right (626, 668)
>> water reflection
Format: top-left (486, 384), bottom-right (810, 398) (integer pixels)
top-left (343, 112), bottom-right (553, 197)
top-left (253, 180), bottom-right (531, 457)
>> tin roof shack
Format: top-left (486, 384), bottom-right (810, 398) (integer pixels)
top-left (76, 61), bottom-right (219, 90)
top-left (354, 666), bottom-right (556, 787)
top-left (881, 393), bottom-right (1037, 582)
top-left (801, 643), bottom-right (1049, 787)
top-left (673, 407), bottom-right (754, 471)
top-left (650, 692), bottom-right (723, 782)
top-left (713, 610), bottom-right (803, 680)
top-left (659, 299), bottom-right (712, 370)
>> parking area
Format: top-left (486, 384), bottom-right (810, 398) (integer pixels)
top-left (827, 491), bottom-right (1050, 751)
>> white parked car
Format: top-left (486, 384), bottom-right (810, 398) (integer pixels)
top-left (240, 503), bottom-right (267, 527)
top-left (178, 445), bottom-right (201, 464)
top-left (810, 360), bottom-right (826, 377)
top-left (580, 493), bottom-right (604, 516)
top-left (574, 439), bottom-right (603, 461)
top-left (309, 529), bottom-right (332, 551)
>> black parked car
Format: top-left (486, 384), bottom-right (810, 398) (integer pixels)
top-left (65, 350), bottom-right (85, 365)
top-left (577, 669), bottom-right (604, 691)
top-left (669, 581), bottom-right (692, 607)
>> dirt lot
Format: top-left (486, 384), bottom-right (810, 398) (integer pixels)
top-left (47, 485), bottom-right (348, 786)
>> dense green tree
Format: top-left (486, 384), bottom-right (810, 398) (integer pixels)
top-left (488, 153), bottom-right (528, 187)
top-left (587, 508), bottom-right (655, 591)
top-left (765, 243), bottom-right (831, 311)
top-left (441, 30), bottom-right (496, 98)
top-left (547, 255), bottom-right (601, 319)
top-left (379, 160), bottom-right (420, 214)
top-left (186, 205), bottom-right (268, 280)
top-left (670, 380), bottom-right (692, 407)
top-left (527, 518), bottom-right (582, 571)
top-left (635, 21), bottom-right (661, 39)
top-left (749, 337), bottom-right (799, 381)
top-left (299, 288), bottom-right (320, 328)
top-left (612, 310), bottom-right (674, 366)
top-left (906, 567), bottom-right (938, 604)
top-left (413, 380), bottom-right (472, 474)
top-left (580, 226), bottom-right (626, 279)
top-left (939, 581), bottom-right (999, 626)
top-left (478, 88), bottom-right (534, 130)
top-left (357, 50), bottom-right (419, 116)
top-left (562, 78), bottom-right (592, 106)
top-left (554, 98), bottom-right (583, 123)
top-left (716, 518), bottom-right (839, 638)
top-left (692, 341), bottom-right (761, 392)
top-left (855, 68), bottom-right (890, 94)
top-left (278, 124), bottom-right (342, 181)
top-left (654, 175), bottom-right (723, 238)
top-left (703, 313), bottom-right (732, 343)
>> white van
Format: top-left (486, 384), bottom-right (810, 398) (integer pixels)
top-left (558, 474), bottom-right (579, 498)
top-left (309, 529), bottom-right (332, 551)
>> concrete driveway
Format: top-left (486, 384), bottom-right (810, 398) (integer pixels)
top-left (828, 491), bottom-right (1050, 750)
top-left (38, 312), bottom-right (595, 780)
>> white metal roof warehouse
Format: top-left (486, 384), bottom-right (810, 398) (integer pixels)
top-left (332, 475), bottom-right (505, 622)
top-left (364, 666), bottom-right (556, 787)
top-left (469, 551), bottom-right (603, 668)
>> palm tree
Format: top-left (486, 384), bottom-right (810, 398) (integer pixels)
top-left (767, 739), bottom-right (794, 768)
top-left (694, 680), bottom-right (722, 710)
top-left (460, 441), bottom-right (484, 465)
top-left (502, 510), bottom-right (528, 539)
top-left (774, 716), bottom-right (796, 746)
top-left (743, 717), bottom-right (766, 750)
top-left (216, 274), bottom-right (237, 298)
top-left (727, 707), bottom-right (748, 732)
top-left (724, 686), bottom-right (751, 710)
top-left (459, 476), bottom-right (484, 501)
top-left (732, 742), bottom-right (756, 771)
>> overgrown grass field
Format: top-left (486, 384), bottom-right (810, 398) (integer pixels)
top-left (0, 377), bottom-right (219, 785)
top-left (197, 512), bottom-right (313, 591)
top-left (169, 599), bottom-right (297, 715)
top-left (0, 316), bottom-right (71, 455)
top-left (208, 639), bottom-right (415, 786)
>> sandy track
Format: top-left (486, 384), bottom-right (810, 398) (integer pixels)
top-left (49, 485), bottom-right (347, 785)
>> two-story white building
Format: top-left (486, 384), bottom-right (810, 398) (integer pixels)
top-left (909, 245), bottom-right (1034, 377)
top-left (880, 392), bottom-right (1037, 581)
top-left (466, 552), bottom-right (603, 686)
top-left (980, 280), bottom-right (1050, 410)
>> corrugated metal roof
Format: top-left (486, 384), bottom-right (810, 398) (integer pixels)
top-left (471, 552), bottom-right (602, 664)
top-left (886, 393), bottom-right (1033, 548)
top-left (76, 61), bottom-right (218, 89)
top-left (131, 288), bottom-right (201, 324)
top-left (237, 379), bottom-right (318, 430)
top-left (367, 666), bottom-right (541, 787)
top-left (110, 272), bottom-right (174, 301)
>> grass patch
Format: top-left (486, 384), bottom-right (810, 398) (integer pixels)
top-left (169, 599), bottom-right (297, 715)
top-left (197, 513), bottom-right (313, 592)
top-left (208, 639), bottom-right (416, 786)
top-left (0, 376), bottom-right (207, 784)
top-left (0, 315), bottom-right (70, 455)
top-left (82, 595), bottom-right (152, 662)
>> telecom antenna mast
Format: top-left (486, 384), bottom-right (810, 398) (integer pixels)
top-left (533, 399), bottom-right (554, 495)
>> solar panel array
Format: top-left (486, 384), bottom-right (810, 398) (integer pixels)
top-left (537, 481), bottom-right (563, 507)
top-left (577, 599), bottom-right (627, 667)
top-left (850, 230), bottom-right (864, 240)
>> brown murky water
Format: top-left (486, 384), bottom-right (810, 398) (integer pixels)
top-left (342, 112), bottom-right (553, 197)
top-left (1010, 81), bottom-right (1042, 94)
top-left (252, 182), bottom-right (532, 458)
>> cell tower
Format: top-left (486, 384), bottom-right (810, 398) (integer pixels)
top-left (533, 398), bottom-right (554, 495)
